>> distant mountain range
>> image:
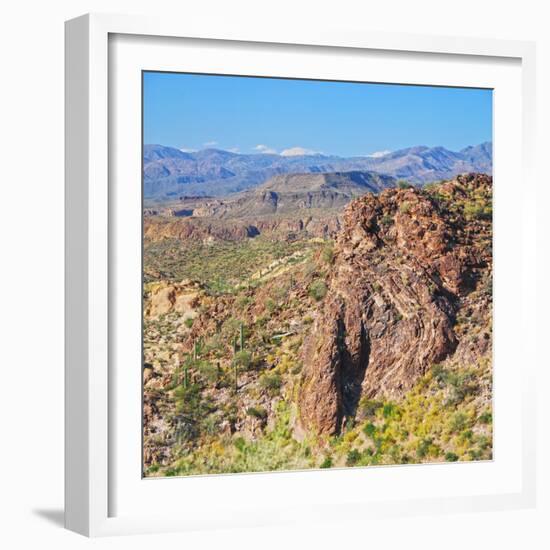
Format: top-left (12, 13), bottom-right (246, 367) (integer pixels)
top-left (143, 142), bottom-right (492, 200)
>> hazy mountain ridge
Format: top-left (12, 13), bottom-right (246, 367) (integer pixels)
top-left (190, 171), bottom-right (397, 220)
top-left (143, 142), bottom-right (492, 199)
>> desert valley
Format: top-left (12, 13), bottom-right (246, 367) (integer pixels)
top-left (142, 143), bottom-right (493, 476)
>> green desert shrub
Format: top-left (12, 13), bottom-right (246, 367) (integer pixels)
top-left (464, 202), bottom-right (492, 221)
top-left (290, 363), bottom-right (303, 375)
top-left (309, 279), bottom-right (328, 301)
top-left (432, 364), bottom-right (479, 405)
top-left (449, 412), bottom-right (469, 433)
top-left (265, 298), bottom-right (277, 314)
top-left (233, 436), bottom-right (246, 452)
top-left (197, 361), bottom-right (219, 384)
top-left (416, 438), bottom-right (438, 459)
top-left (259, 372), bottom-right (282, 395)
top-left (363, 422), bottom-right (377, 438)
top-left (476, 435), bottom-right (492, 451)
top-left (236, 294), bottom-right (252, 309)
top-left (322, 244), bottom-right (335, 264)
top-left (246, 406), bottom-right (268, 420)
top-left (478, 410), bottom-right (492, 424)
top-left (382, 402), bottom-right (398, 419)
top-left (346, 449), bottom-right (362, 466)
top-left (234, 350), bottom-right (253, 370)
top-left (431, 364), bottom-right (446, 383)
top-left (446, 372), bottom-right (478, 405)
top-left (202, 414), bottom-right (221, 435)
top-left (183, 318), bottom-right (194, 329)
top-left (359, 398), bottom-right (383, 417)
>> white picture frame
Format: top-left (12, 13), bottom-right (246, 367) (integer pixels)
top-left (65, 13), bottom-right (537, 537)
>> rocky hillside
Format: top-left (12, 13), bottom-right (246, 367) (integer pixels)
top-left (143, 171), bottom-right (395, 244)
top-left (143, 212), bottom-right (341, 250)
top-left (143, 173), bottom-right (493, 475)
top-left (192, 171), bottom-right (396, 219)
top-left (144, 143), bottom-right (493, 199)
top-left (300, 173), bottom-right (492, 435)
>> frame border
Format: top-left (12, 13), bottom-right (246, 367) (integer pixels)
top-left (65, 12), bottom-right (537, 537)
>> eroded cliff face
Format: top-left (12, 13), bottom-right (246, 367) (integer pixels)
top-left (143, 212), bottom-right (342, 242)
top-left (299, 173), bottom-right (492, 435)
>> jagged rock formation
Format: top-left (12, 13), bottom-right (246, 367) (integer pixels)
top-left (299, 173), bottom-right (492, 435)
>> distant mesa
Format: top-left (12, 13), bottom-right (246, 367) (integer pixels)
top-left (190, 171), bottom-right (397, 220)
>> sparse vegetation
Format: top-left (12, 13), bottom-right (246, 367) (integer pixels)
top-left (322, 243), bottom-right (335, 264)
top-left (399, 201), bottom-right (412, 214)
top-left (259, 372), bottom-right (282, 395)
top-left (246, 406), bottom-right (268, 420)
top-left (234, 350), bottom-right (252, 370)
top-left (308, 279), bottom-right (327, 301)
top-left (146, 357), bottom-right (492, 476)
top-left (144, 236), bottom-right (319, 289)
top-left (143, 173), bottom-right (493, 477)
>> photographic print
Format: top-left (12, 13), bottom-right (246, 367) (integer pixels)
top-left (142, 73), bottom-right (493, 477)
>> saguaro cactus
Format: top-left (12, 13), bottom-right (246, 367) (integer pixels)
top-left (193, 340), bottom-right (198, 361)
top-left (183, 365), bottom-right (189, 389)
top-left (232, 336), bottom-right (239, 391)
top-left (240, 323), bottom-right (245, 351)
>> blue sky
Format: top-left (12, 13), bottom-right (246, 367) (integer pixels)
top-left (143, 72), bottom-right (492, 157)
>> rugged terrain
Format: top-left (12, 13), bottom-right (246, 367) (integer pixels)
top-left (143, 171), bottom-right (396, 246)
top-left (299, 173), bottom-right (492, 435)
top-left (188, 171), bottom-right (397, 219)
top-left (143, 142), bottom-right (492, 199)
top-left (143, 173), bottom-right (493, 476)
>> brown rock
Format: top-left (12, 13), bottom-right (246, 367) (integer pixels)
top-left (298, 174), bottom-right (492, 435)
top-left (144, 281), bottom-right (201, 318)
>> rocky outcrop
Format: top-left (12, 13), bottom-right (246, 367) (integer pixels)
top-left (143, 217), bottom-right (261, 242)
top-left (144, 280), bottom-right (202, 318)
top-left (299, 174), bottom-right (492, 435)
top-left (143, 211), bottom-right (342, 242)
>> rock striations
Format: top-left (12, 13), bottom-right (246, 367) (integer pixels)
top-left (299, 173), bottom-right (492, 435)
